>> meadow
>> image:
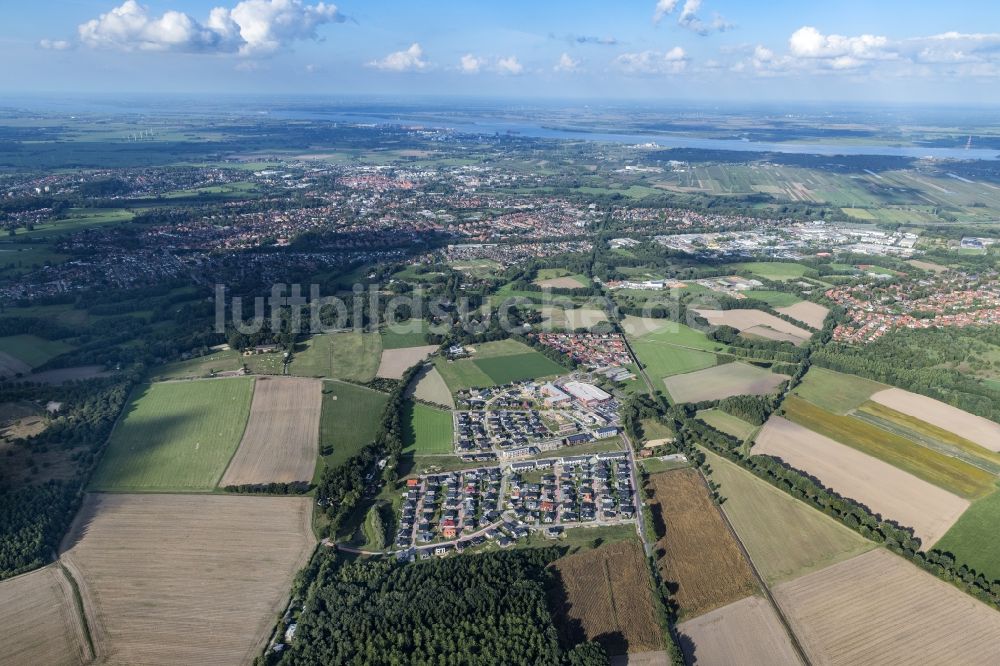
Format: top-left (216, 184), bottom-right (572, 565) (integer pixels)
top-left (328, 331), bottom-right (383, 383)
top-left (474, 352), bottom-right (566, 384)
top-left (631, 341), bottom-right (718, 394)
top-left (434, 339), bottom-right (567, 391)
top-left (148, 348), bottom-right (243, 381)
top-left (933, 490), bottom-right (1000, 580)
top-left (703, 449), bottom-right (874, 584)
top-left (380, 319), bottom-right (432, 349)
top-left (402, 401), bottom-right (454, 454)
top-left (791, 366), bottom-right (886, 414)
top-left (89, 378), bottom-right (254, 491)
top-left (0, 334), bottom-right (74, 368)
top-left (697, 409), bottom-right (757, 441)
top-left (729, 261), bottom-right (809, 281)
top-left (317, 381), bottom-right (390, 474)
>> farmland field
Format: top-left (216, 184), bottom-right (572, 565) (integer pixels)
top-left (631, 341), bottom-right (717, 394)
top-left (776, 301), bottom-right (830, 328)
top-left (633, 320), bottom-right (724, 351)
top-left (697, 409), bottom-right (757, 441)
top-left (407, 365), bottom-right (454, 408)
top-left (753, 416), bottom-right (969, 546)
top-left (60, 493), bottom-right (315, 666)
top-left (539, 306), bottom-right (608, 329)
top-left (376, 345), bottom-right (439, 379)
top-left (90, 378), bottom-right (254, 492)
top-left (677, 595), bottom-right (802, 666)
top-left (773, 549), bottom-right (1000, 665)
top-left (871, 387), bottom-right (1000, 452)
top-left (402, 401), bottom-right (454, 454)
top-left (934, 490), bottom-right (1000, 579)
top-left (0, 564), bottom-right (92, 665)
top-left (318, 381), bottom-right (389, 473)
top-left (782, 396), bottom-right (996, 499)
top-left (694, 309), bottom-right (813, 343)
top-left (550, 540), bottom-right (663, 656)
top-left (219, 377), bottom-right (322, 487)
top-left (148, 348), bottom-right (243, 381)
top-left (746, 290), bottom-right (803, 307)
top-left (664, 362), bottom-right (788, 404)
top-left (328, 331), bottom-right (383, 383)
top-left (703, 449), bottom-right (874, 584)
top-left (380, 319), bottom-right (432, 349)
top-left (0, 334), bottom-right (74, 368)
top-left (433, 355), bottom-right (494, 392)
top-left (791, 367), bottom-right (885, 414)
top-left (730, 261), bottom-right (809, 281)
top-left (287, 334), bottom-right (335, 377)
top-left (648, 469), bottom-right (758, 620)
top-left (620, 315), bottom-right (671, 338)
top-left (474, 352), bottom-right (567, 385)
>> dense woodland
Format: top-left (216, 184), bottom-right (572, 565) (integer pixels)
top-left (276, 548), bottom-right (607, 666)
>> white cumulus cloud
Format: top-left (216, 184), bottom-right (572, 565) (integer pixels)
top-left (496, 56), bottom-right (523, 75)
top-left (73, 0), bottom-right (343, 55)
top-left (368, 43), bottom-right (428, 72)
top-left (615, 47), bottom-right (688, 74)
top-left (652, 0), bottom-right (730, 34)
top-left (460, 53), bottom-right (485, 74)
top-left (39, 39), bottom-right (72, 51)
top-left (554, 52), bottom-right (580, 72)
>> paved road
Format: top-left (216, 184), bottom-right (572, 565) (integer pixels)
top-left (621, 431), bottom-right (653, 558)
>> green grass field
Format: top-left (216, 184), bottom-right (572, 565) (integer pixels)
top-left (402, 401), bottom-right (454, 454)
top-left (243, 351), bottom-right (286, 375)
top-left (633, 321), bottom-right (724, 351)
top-left (630, 340), bottom-right (718, 393)
top-left (0, 334), bottom-right (74, 368)
top-left (288, 334), bottom-right (337, 377)
top-left (328, 331), bottom-right (383, 383)
top-left (90, 378), bottom-right (254, 491)
top-left (792, 366), bottom-right (886, 414)
top-left (148, 348), bottom-right (243, 381)
top-left (433, 356), bottom-right (495, 392)
top-left (640, 417), bottom-right (675, 442)
top-left (317, 381), bottom-right (390, 477)
top-left (782, 396), bottom-right (997, 500)
top-left (933, 490), bottom-right (1000, 580)
top-left (474, 352), bottom-right (566, 384)
top-left (730, 261), bottom-right (809, 281)
top-left (746, 290), bottom-right (803, 307)
top-left (380, 319), bottom-right (431, 350)
top-left (703, 449), bottom-right (875, 584)
top-left (697, 409), bottom-right (757, 441)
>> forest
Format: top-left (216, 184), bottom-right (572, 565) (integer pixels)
top-left (276, 548), bottom-right (607, 666)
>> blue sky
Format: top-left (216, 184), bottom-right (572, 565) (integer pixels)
top-left (3, 1), bottom-right (1000, 102)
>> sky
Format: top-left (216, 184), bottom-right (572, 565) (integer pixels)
top-left (3, 0), bottom-right (1000, 103)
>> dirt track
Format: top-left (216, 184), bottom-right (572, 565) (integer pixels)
top-left (753, 416), bottom-right (969, 546)
top-left (220, 377), bottom-right (321, 487)
top-left (60, 493), bottom-right (315, 666)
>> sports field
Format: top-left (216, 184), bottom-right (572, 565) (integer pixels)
top-left (664, 362), bottom-right (788, 404)
top-left (791, 366), bottom-right (885, 414)
top-left (402, 401), bottom-right (454, 454)
top-left (90, 378), bottom-right (254, 492)
top-left (318, 381), bottom-right (390, 473)
top-left (783, 396), bottom-right (996, 500)
top-left (703, 449), bottom-right (874, 584)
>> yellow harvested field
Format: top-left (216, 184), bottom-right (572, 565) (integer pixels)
top-left (774, 549), bottom-right (1000, 666)
top-left (754, 417), bottom-right (968, 546)
top-left (871, 388), bottom-right (1000, 452)
top-left (775, 301), bottom-right (829, 329)
top-left (220, 377), bottom-right (321, 487)
top-left (695, 309), bottom-right (812, 344)
top-left (541, 306), bottom-right (609, 329)
top-left (0, 565), bottom-right (91, 666)
top-left (61, 493), bottom-right (316, 666)
top-left (376, 345), bottom-right (438, 379)
top-left (408, 365), bottom-right (454, 408)
top-left (678, 595), bottom-right (802, 666)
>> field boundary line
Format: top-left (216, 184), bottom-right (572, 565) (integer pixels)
top-left (695, 468), bottom-right (812, 666)
top-left (56, 561), bottom-right (96, 662)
